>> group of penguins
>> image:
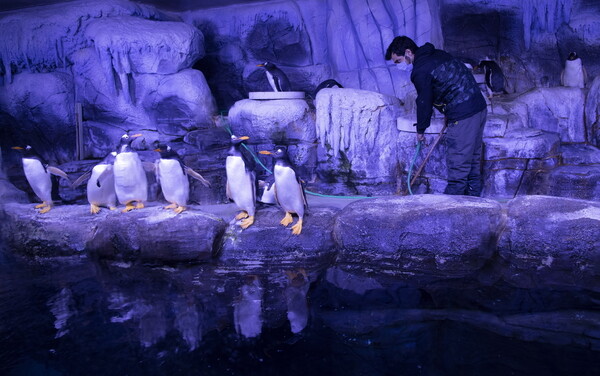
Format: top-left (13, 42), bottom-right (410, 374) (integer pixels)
top-left (12, 133), bottom-right (308, 235)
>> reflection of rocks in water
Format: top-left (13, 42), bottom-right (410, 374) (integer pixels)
top-left (284, 269), bottom-right (310, 334)
top-left (233, 275), bottom-right (263, 338)
top-left (47, 287), bottom-right (75, 338)
top-left (173, 295), bottom-right (203, 351)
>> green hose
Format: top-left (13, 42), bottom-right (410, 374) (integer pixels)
top-left (407, 141), bottom-right (423, 195)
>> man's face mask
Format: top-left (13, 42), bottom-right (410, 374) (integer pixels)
top-left (396, 58), bottom-right (412, 71)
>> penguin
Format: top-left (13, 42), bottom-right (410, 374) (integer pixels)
top-left (311, 78), bottom-right (343, 99)
top-left (11, 145), bottom-right (70, 213)
top-left (561, 52), bottom-right (587, 88)
top-left (226, 135), bottom-right (256, 229)
top-left (256, 62), bottom-right (291, 92)
top-left (478, 59), bottom-right (507, 97)
top-left (154, 143), bottom-right (210, 214)
top-left (257, 174), bottom-right (276, 205)
top-left (259, 146), bottom-right (307, 235)
top-left (113, 133), bottom-right (148, 212)
top-left (71, 151), bottom-right (118, 214)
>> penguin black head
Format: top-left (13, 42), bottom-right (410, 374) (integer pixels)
top-left (257, 62), bottom-right (277, 71)
top-left (12, 145), bottom-right (45, 162)
top-left (568, 52), bottom-right (578, 61)
top-left (117, 133), bottom-right (142, 153)
top-left (229, 134), bottom-right (249, 148)
top-left (153, 143), bottom-right (179, 159)
top-left (259, 145), bottom-right (292, 163)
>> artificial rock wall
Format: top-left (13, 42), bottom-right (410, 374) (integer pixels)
top-left (1, 0), bottom-right (600, 204)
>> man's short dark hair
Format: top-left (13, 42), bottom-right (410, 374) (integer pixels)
top-left (385, 36), bottom-right (418, 60)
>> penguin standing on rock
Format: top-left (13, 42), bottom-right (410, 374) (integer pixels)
top-left (226, 135), bottom-right (256, 229)
top-left (12, 145), bottom-right (70, 213)
top-left (154, 143), bottom-right (210, 214)
top-left (257, 62), bottom-right (291, 92)
top-left (71, 151), bottom-right (118, 214)
top-left (478, 59), bottom-right (507, 97)
top-left (259, 146), bottom-right (307, 235)
top-left (113, 133), bottom-right (147, 212)
top-left (561, 52), bottom-right (587, 88)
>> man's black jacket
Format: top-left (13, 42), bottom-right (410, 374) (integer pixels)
top-left (411, 43), bottom-right (486, 133)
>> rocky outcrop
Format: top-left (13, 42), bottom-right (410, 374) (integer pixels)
top-left (498, 195), bottom-right (600, 292)
top-left (2, 194), bottom-right (599, 294)
top-left (333, 195), bottom-right (503, 283)
top-left (315, 88), bottom-right (403, 195)
top-left (0, 203), bottom-right (227, 263)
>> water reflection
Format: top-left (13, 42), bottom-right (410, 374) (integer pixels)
top-left (173, 295), bottom-right (203, 351)
top-left (47, 287), bottom-right (75, 339)
top-left (284, 269), bottom-right (310, 334)
top-left (233, 275), bottom-right (263, 338)
top-left (0, 246), bottom-right (598, 376)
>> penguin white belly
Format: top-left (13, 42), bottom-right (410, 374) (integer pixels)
top-left (87, 164), bottom-right (116, 207)
top-left (158, 159), bottom-right (189, 206)
top-left (226, 156), bottom-right (255, 215)
top-left (265, 71), bottom-right (278, 92)
top-left (23, 159), bottom-right (52, 202)
top-left (563, 60), bottom-right (584, 88)
top-left (113, 152), bottom-right (148, 204)
top-left (274, 165), bottom-right (304, 217)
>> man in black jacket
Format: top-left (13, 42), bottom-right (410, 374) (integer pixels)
top-left (385, 36), bottom-right (487, 196)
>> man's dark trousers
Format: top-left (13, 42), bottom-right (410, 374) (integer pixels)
top-left (443, 108), bottom-right (487, 196)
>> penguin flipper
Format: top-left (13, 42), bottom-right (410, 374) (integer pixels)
top-left (96, 166), bottom-right (113, 188)
top-left (273, 76), bottom-right (282, 92)
top-left (154, 161), bottom-right (160, 187)
top-left (298, 179), bottom-right (308, 210)
top-left (185, 166), bottom-right (211, 187)
top-left (71, 171), bottom-right (91, 188)
top-left (47, 166), bottom-right (70, 183)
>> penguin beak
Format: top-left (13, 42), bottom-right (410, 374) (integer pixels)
top-left (238, 136), bottom-right (250, 140)
top-left (153, 148), bottom-right (161, 152)
top-left (131, 133), bottom-right (143, 138)
top-left (256, 64), bottom-right (264, 67)
top-left (259, 151), bottom-right (272, 155)
top-left (11, 146), bottom-right (23, 150)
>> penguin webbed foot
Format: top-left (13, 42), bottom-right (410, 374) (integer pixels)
top-left (122, 201), bottom-right (136, 213)
top-left (35, 203), bottom-right (46, 209)
top-left (280, 212), bottom-right (293, 227)
top-left (164, 203), bottom-right (177, 210)
top-left (90, 204), bottom-right (101, 214)
top-left (291, 218), bottom-right (303, 235)
top-left (135, 201), bottom-right (145, 210)
top-left (38, 203), bottom-right (52, 214)
top-left (240, 215), bottom-right (254, 229)
top-left (174, 206), bottom-right (186, 214)
top-left (235, 210), bottom-right (249, 220)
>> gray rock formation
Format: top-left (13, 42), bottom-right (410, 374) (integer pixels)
top-left (498, 195), bottom-right (600, 292)
top-left (333, 195), bottom-right (504, 283)
top-left (315, 88), bottom-right (403, 195)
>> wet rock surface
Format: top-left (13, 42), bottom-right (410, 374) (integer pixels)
top-left (333, 195), bottom-right (503, 283)
top-left (498, 195), bottom-right (600, 292)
